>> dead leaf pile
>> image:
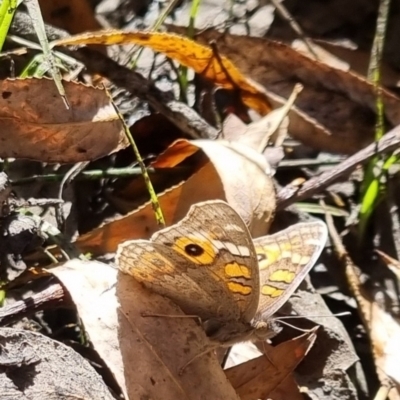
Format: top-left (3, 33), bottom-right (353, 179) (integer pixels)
top-left (2, 2), bottom-right (400, 400)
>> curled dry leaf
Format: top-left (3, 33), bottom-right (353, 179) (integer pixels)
top-left (0, 327), bottom-right (114, 400)
top-left (51, 30), bottom-right (272, 115)
top-left (222, 94), bottom-right (290, 150)
top-left (225, 328), bottom-right (317, 400)
top-left (0, 78), bottom-right (127, 163)
top-left (222, 85), bottom-right (298, 172)
top-left (168, 26), bottom-right (400, 154)
top-left (51, 259), bottom-right (239, 400)
top-left (76, 138), bottom-right (276, 255)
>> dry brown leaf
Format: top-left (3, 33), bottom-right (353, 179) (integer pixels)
top-left (38, 0), bottom-right (101, 34)
top-left (0, 78), bottom-right (127, 163)
top-left (76, 139), bottom-right (275, 255)
top-left (51, 30), bottom-right (272, 115)
top-left (225, 329), bottom-right (317, 400)
top-left (168, 27), bottom-right (400, 154)
top-left (52, 259), bottom-right (239, 400)
top-left (271, 279), bottom-right (360, 399)
top-left (310, 40), bottom-right (400, 88)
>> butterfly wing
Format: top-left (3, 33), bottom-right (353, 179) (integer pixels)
top-left (116, 200), bottom-right (260, 323)
top-left (253, 220), bottom-right (327, 321)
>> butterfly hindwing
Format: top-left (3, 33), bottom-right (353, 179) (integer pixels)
top-left (253, 220), bottom-right (328, 320)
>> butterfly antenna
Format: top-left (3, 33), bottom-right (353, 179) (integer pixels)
top-left (270, 311), bottom-right (351, 333)
top-left (271, 311), bottom-right (350, 322)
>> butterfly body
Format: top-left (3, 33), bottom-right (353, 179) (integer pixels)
top-left (116, 200), bottom-right (327, 345)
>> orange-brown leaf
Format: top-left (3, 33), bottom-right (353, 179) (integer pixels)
top-left (52, 31), bottom-right (272, 115)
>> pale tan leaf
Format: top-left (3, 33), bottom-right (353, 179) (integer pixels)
top-left (188, 139), bottom-right (276, 235)
top-left (52, 259), bottom-right (239, 400)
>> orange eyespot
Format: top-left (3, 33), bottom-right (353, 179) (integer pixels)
top-left (173, 236), bottom-right (216, 265)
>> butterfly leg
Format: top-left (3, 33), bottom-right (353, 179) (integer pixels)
top-left (179, 344), bottom-right (219, 376)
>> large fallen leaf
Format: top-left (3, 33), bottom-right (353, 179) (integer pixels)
top-left (226, 329), bottom-right (317, 400)
top-left (0, 327), bottom-right (114, 399)
top-left (0, 78), bottom-right (127, 162)
top-left (168, 26), bottom-right (400, 154)
top-left (76, 138), bottom-right (276, 255)
top-left (51, 30), bottom-right (272, 115)
top-left (51, 259), bottom-right (239, 400)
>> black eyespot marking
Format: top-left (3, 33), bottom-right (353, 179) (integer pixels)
top-left (185, 243), bottom-right (204, 256)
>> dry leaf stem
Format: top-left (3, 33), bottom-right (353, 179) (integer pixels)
top-left (277, 124), bottom-right (400, 209)
top-left (0, 282), bottom-right (65, 325)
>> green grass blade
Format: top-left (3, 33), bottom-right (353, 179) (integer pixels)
top-left (111, 95), bottom-right (165, 226)
top-left (179, 0), bottom-right (202, 100)
top-left (358, 0), bottom-right (391, 240)
top-left (0, 0), bottom-right (18, 51)
top-left (24, 0), bottom-right (68, 107)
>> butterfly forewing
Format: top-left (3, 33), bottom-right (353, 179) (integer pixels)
top-left (117, 239), bottom-right (230, 319)
top-left (116, 200), bottom-right (260, 323)
top-left (253, 220), bottom-right (328, 321)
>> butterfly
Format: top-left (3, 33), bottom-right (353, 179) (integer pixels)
top-left (116, 200), bottom-right (327, 345)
